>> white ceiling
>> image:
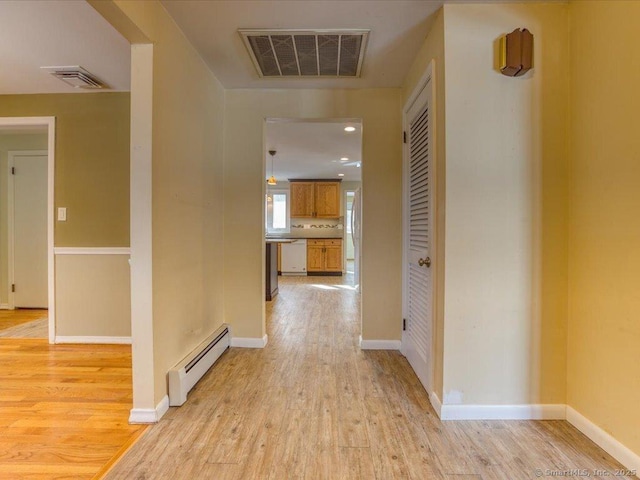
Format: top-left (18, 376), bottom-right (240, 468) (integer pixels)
top-left (0, 0), bottom-right (130, 94)
top-left (266, 120), bottom-right (362, 182)
top-left (161, 0), bottom-right (443, 89)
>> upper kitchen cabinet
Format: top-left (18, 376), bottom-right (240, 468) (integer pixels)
top-left (290, 182), bottom-right (314, 217)
top-left (290, 180), bottom-right (341, 218)
top-left (314, 182), bottom-right (341, 218)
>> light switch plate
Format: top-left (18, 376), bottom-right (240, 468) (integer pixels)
top-left (57, 207), bottom-right (67, 222)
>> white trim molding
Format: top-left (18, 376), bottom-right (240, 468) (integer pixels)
top-left (129, 395), bottom-right (170, 424)
top-left (0, 304), bottom-right (9, 310)
top-left (230, 335), bottom-right (268, 348)
top-left (359, 335), bottom-right (401, 350)
top-left (439, 403), bottom-right (566, 421)
top-left (429, 391), bottom-right (443, 418)
top-left (55, 336), bottom-right (132, 345)
top-left (567, 406), bottom-right (640, 475)
top-left (54, 247), bottom-right (131, 255)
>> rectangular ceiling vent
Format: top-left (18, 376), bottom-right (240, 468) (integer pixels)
top-left (40, 66), bottom-right (107, 89)
top-left (239, 29), bottom-right (369, 78)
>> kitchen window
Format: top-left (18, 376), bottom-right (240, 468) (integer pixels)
top-left (266, 189), bottom-right (290, 234)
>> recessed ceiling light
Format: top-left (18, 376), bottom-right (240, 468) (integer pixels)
top-left (344, 126), bottom-right (356, 132)
top-left (338, 173), bottom-right (345, 177)
top-left (340, 157), bottom-right (349, 161)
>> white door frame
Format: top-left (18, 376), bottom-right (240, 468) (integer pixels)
top-left (343, 189), bottom-right (355, 272)
top-left (401, 61), bottom-right (436, 395)
top-left (1, 117), bottom-right (56, 343)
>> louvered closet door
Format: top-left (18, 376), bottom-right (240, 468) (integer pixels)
top-left (403, 77), bottom-right (433, 394)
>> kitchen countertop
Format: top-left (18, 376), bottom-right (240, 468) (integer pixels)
top-left (266, 236), bottom-right (343, 241)
top-left (265, 238), bottom-right (296, 243)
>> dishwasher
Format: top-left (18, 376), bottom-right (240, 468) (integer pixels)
top-left (280, 239), bottom-right (307, 275)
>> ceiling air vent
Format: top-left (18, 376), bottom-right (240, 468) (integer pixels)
top-left (239, 29), bottom-right (369, 78)
top-left (40, 66), bottom-right (108, 89)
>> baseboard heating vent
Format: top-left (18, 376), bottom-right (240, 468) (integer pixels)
top-left (168, 324), bottom-right (230, 406)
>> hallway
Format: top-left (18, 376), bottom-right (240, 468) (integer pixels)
top-left (105, 276), bottom-right (625, 479)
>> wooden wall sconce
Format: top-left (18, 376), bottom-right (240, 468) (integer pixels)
top-left (499, 28), bottom-right (534, 77)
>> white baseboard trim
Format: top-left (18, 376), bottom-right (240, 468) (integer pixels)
top-left (567, 406), bottom-right (640, 474)
top-left (230, 334), bottom-right (268, 348)
top-left (359, 335), bottom-right (401, 350)
top-left (429, 391), bottom-right (443, 418)
top-left (55, 336), bottom-right (132, 345)
top-left (440, 403), bottom-right (566, 421)
top-left (0, 304), bottom-right (10, 310)
top-left (54, 247), bottom-right (131, 255)
top-left (129, 395), bottom-right (169, 424)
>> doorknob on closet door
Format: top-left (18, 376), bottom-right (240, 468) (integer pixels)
top-left (418, 257), bottom-right (431, 268)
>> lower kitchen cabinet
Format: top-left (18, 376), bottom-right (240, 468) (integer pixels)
top-left (307, 239), bottom-right (342, 275)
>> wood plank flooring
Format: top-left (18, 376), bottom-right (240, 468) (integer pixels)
top-left (0, 309), bottom-right (47, 332)
top-left (0, 319), bottom-right (48, 339)
top-left (105, 276), bottom-right (628, 479)
top-left (0, 339), bottom-right (146, 479)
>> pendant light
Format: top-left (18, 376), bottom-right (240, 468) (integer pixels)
top-left (267, 149), bottom-right (277, 186)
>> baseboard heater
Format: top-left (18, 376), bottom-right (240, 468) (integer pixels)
top-left (168, 324), bottom-right (230, 406)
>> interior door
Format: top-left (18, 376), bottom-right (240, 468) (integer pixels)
top-left (402, 76), bottom-right (433, 394)
top-left (12, 152), bottom-right (48, 308)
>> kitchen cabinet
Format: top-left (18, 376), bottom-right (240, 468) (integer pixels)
top-left (307, 239), bottom-right (343, 275)
top-left (314, 182), bottom-right (341, 218)
top-left (290, 180), bottom-right (341, 218)
top-left (290, 182), bottom-right (314, 217)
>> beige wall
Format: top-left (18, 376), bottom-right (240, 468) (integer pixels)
top-left (0, 94), bottom-right (130, 247)
top-left (105, 0), bottom-right (227, 406)
top-left (441, 3), bottom-right (569, 405)
top-left (568, 0), bottom-right (640, 456)
top-left (55, 254), bottom-right (131, 337)
top-left (0, 95), bottom-right (130, 340)
top-left (402, 8), bottom-right (446, 400)
top-left (0, 133), bottom-right (48, 305)
top-left (224, 89), bottom-right (402, 341)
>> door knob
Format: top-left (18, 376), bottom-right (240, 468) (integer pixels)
top-left (418, 257), bottom-right (431, 267)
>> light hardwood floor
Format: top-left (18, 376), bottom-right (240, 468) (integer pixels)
top-left (0, 309), bottom-right (47, 332)
top-left (0, 319), bottom-right (48, 339)
top-left (106, 276), bottom-right (627, 479)
top-left (0, 339), bottom-right (146, 479)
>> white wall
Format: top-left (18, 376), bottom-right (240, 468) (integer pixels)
top-left (441, 3), bottom-right (569, 405)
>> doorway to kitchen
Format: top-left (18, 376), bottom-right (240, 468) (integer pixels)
top-left (264, 118), bottom-right (362, 329)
